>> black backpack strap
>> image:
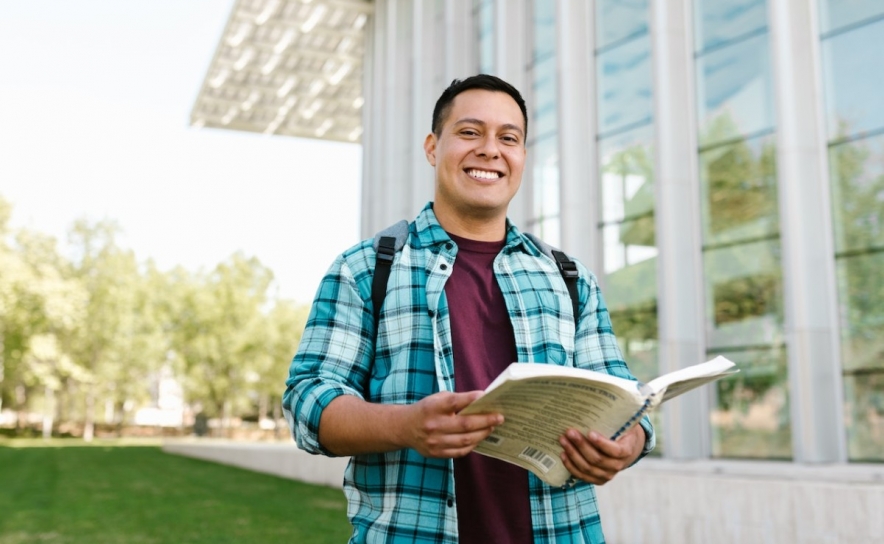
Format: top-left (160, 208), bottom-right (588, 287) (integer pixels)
top-left (524, 233), bottom-right (581, 324)
top-left (371, 220), bottom-right (410, 325)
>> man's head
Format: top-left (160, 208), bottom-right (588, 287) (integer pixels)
top-left (431, 74), bottom-right (528, 141)
top-left (424, 75), bottom-right (528, 238)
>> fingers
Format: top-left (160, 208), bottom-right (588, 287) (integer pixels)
top-left (558, 429), bottom-right (633, 485)
top-left (407, 391), bottom-right (504, 458)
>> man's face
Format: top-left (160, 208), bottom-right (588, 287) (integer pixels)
top-left (424, 89), bottom-right (526, 225)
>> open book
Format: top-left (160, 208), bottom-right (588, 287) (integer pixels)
top-left (459, 356), bottom-right (738, 487)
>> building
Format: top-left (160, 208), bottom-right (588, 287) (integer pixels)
top-left (191, 1), bottom-right (883, 541)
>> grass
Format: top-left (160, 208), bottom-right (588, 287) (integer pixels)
top-left (0, 438), bottom-right (352, 544)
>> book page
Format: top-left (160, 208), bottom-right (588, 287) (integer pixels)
top-left (648, 355), bottom-right (739, 402)
top-left (460, 375), bottom-right (647, 487)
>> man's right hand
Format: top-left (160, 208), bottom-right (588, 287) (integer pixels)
top-left (318, 391), bottom-right (503, 458)
top-left (400, 391), bottom-right (504, 458)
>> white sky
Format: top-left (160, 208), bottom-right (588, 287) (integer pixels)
top-left (0, 1), bottom-right (362, 305)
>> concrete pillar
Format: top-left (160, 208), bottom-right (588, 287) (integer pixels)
top-left (768, 0), bottom-right (846, 462)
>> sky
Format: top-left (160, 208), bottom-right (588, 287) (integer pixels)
top-left (0, 1), bottom-right (362, 305)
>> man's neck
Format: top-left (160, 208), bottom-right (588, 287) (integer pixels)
top-left (433, 204), bottom-right (507, 242)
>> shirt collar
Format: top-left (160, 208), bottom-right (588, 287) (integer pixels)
top-left (413, 202), bottom-right (538, 257)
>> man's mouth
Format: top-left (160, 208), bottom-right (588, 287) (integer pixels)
top-left (465, 168), bottom-right (503, 180)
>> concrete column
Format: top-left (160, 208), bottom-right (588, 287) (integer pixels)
top-left (768, 0), bottom-right (846, 462)
top-left (557, 0), bottom-right (599, 268)
top-left (444, 0), bottom-right (477, 83)
top-left (650, 0), bottom-right (709, 459)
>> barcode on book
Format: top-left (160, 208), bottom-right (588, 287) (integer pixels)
top-left (484, 435), bottom-right (503, 446)
top-left (518, 446), bottom-right (555, 472)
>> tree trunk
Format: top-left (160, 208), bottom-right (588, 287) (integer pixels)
top-left (83, 391), bottom-right (95, 441)
top-left (42, 386), bottom-right (55, 439)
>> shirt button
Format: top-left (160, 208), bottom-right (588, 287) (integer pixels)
top-left (428, 309), bottom-right (435, 317)
top-left (444, 243), bottom-right (453, 250)
top-left (447, 499), bottom-right (454, 508)
top-left (440, 263), bottom-right (448, 270)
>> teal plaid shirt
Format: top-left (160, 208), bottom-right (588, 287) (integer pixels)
top-left (283, 203), bottom-right (654, 544)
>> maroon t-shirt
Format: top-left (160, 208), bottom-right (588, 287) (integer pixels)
top-left (445, 232), bottom-right (533, 544)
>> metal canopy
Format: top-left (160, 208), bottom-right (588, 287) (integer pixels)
top-left (191, 0), bottom-right (371, 143)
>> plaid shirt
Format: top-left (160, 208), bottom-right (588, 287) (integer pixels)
top-left (283, 203), bottom-right (655, 544)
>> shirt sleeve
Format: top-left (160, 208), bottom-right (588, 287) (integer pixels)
top-left (572, 265), bottom-right (656, 459)
top-left (281, 255), bottom-right (374, 456)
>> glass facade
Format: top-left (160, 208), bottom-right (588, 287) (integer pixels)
top-left (819, 2), bottom-right (884, 462)
top-left (461, 0), bottom-right (883, 465)
top-left (527, 0), bottom-right (559, 244)
top-left (694, 0), bottom-right (791, 459)
top-left (594, 0), bottom-right (660, 452)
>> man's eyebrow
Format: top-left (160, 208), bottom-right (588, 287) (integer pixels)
top-left (453, 118), bottom-right (524, 136)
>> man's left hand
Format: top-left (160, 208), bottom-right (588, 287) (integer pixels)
top-left (558, 424), bottom-right (646, 486)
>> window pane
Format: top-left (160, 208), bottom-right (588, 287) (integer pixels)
top-left (533, 0), bottom-right (555, 61)
top-left (844, 371), bottom-right (884, 462)
top-left (818, 0), bottom-right (884, 35)
top-left (711, 347), bottom-right (792, 459)
top-left (829, 135), bottom-right (884, 254)
top-left (696, 33), bottom-right (776, 147)
top-left (821, 18), bottom-right (884, 140)
top-left (596, 36), bottom-right (653, 136)
top-left (694, 0), bottom-right (768, 52)
top-left (533, 56), bottom-right (557, 139)
top-left (599, 126), bottom-right (655, 224)
top-left (532, 135), bottom-right (559, 223)
top-left (595, 0), bottom-right (649, 50)
top-left (837, 252), bottom-right (884, 373)
top-left (699, 135), bottom-right (779, 246)
top-left (704, 239), bottom-right (785, 350)
top-left (476, 0), bottom-right (494, 74)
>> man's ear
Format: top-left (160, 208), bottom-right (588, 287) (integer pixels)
top-left (423, 133), bottom-right (437, 167)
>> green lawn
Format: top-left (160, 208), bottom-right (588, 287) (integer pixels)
top-left (0, 439), bottom-right (352, 544)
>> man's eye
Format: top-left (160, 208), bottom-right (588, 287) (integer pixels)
top-left (461, 130), bottom-right (478, 136)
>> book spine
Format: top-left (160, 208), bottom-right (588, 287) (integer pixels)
top-left (609, 395), bottom-right (654, 440)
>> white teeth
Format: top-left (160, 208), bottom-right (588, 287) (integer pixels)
top-left (467, 169), bottom-right (500, 180)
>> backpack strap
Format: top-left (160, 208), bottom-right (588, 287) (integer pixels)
top-left (371, 220), bottom-right (409, 324)
top-left (524, 233), bottom-right (580, 324)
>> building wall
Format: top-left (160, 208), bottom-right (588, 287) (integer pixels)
top-left (360, 0), bottom-right (884, 465)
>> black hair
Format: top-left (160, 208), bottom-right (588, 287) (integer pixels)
top-left (431, 74), bottom-right (528, 140)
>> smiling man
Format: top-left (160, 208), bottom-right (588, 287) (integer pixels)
top-left (283, 75), bottom-right (654, 544)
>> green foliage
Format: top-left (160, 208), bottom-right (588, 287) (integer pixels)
top-left (0, 194), bottom-right (311, 434)
top-left (0, 442), bottom-right (351, 543)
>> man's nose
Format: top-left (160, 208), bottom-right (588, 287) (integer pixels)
top-left (476, 136), bottom-right (500, 158)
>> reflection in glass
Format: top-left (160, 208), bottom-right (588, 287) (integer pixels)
top-left (533, 0), bottom-right (555, 61)
top-left (600, 127), bottom-right (654, 224)
top-left (476, 0), bottom-right (494, 74)
top-left (699, 135), bottom-right (778, 246)
top-left (844, 371), bottom-right (884, 462)
top-left (532, 136), bottom-right (559, 243)
top-left (595, 0), bottom-right (649, 51)
top-left (533, 57), bottom-right (557, 139)
top-left (696, 33), bottom-right (775, 147)
top-left (704, 239), bottom-right (784, 350)
top-left (836, 253), bottom-right (884, 374)
top-left (821, 17), bottom-right (884, 140)
top-left (596, 37), bottom-right (653, 136)
top-left (711, 347), bottom-right (792, 459)
top-left (818, 0), bottom-right (884, 35)
top-left (694, 0), bottom-right (768, 52)
top-left (829, 135), bottom-right (884, 253)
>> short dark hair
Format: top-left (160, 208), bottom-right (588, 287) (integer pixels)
top-left (431, 74), bottom-right (528, 140)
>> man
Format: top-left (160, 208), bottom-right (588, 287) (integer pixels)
top-left (283, 74), bottom-right (654, 543)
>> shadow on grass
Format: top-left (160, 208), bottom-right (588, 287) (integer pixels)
top-left (0, 439), bottom-right (351, 544)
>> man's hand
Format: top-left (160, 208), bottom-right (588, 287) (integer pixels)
top-left (401, 391), bottom-right (504, 458)
top-left (318, 391), bottom-right (502, 458)
top-left (558, 423), bottom-right (646, 485)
